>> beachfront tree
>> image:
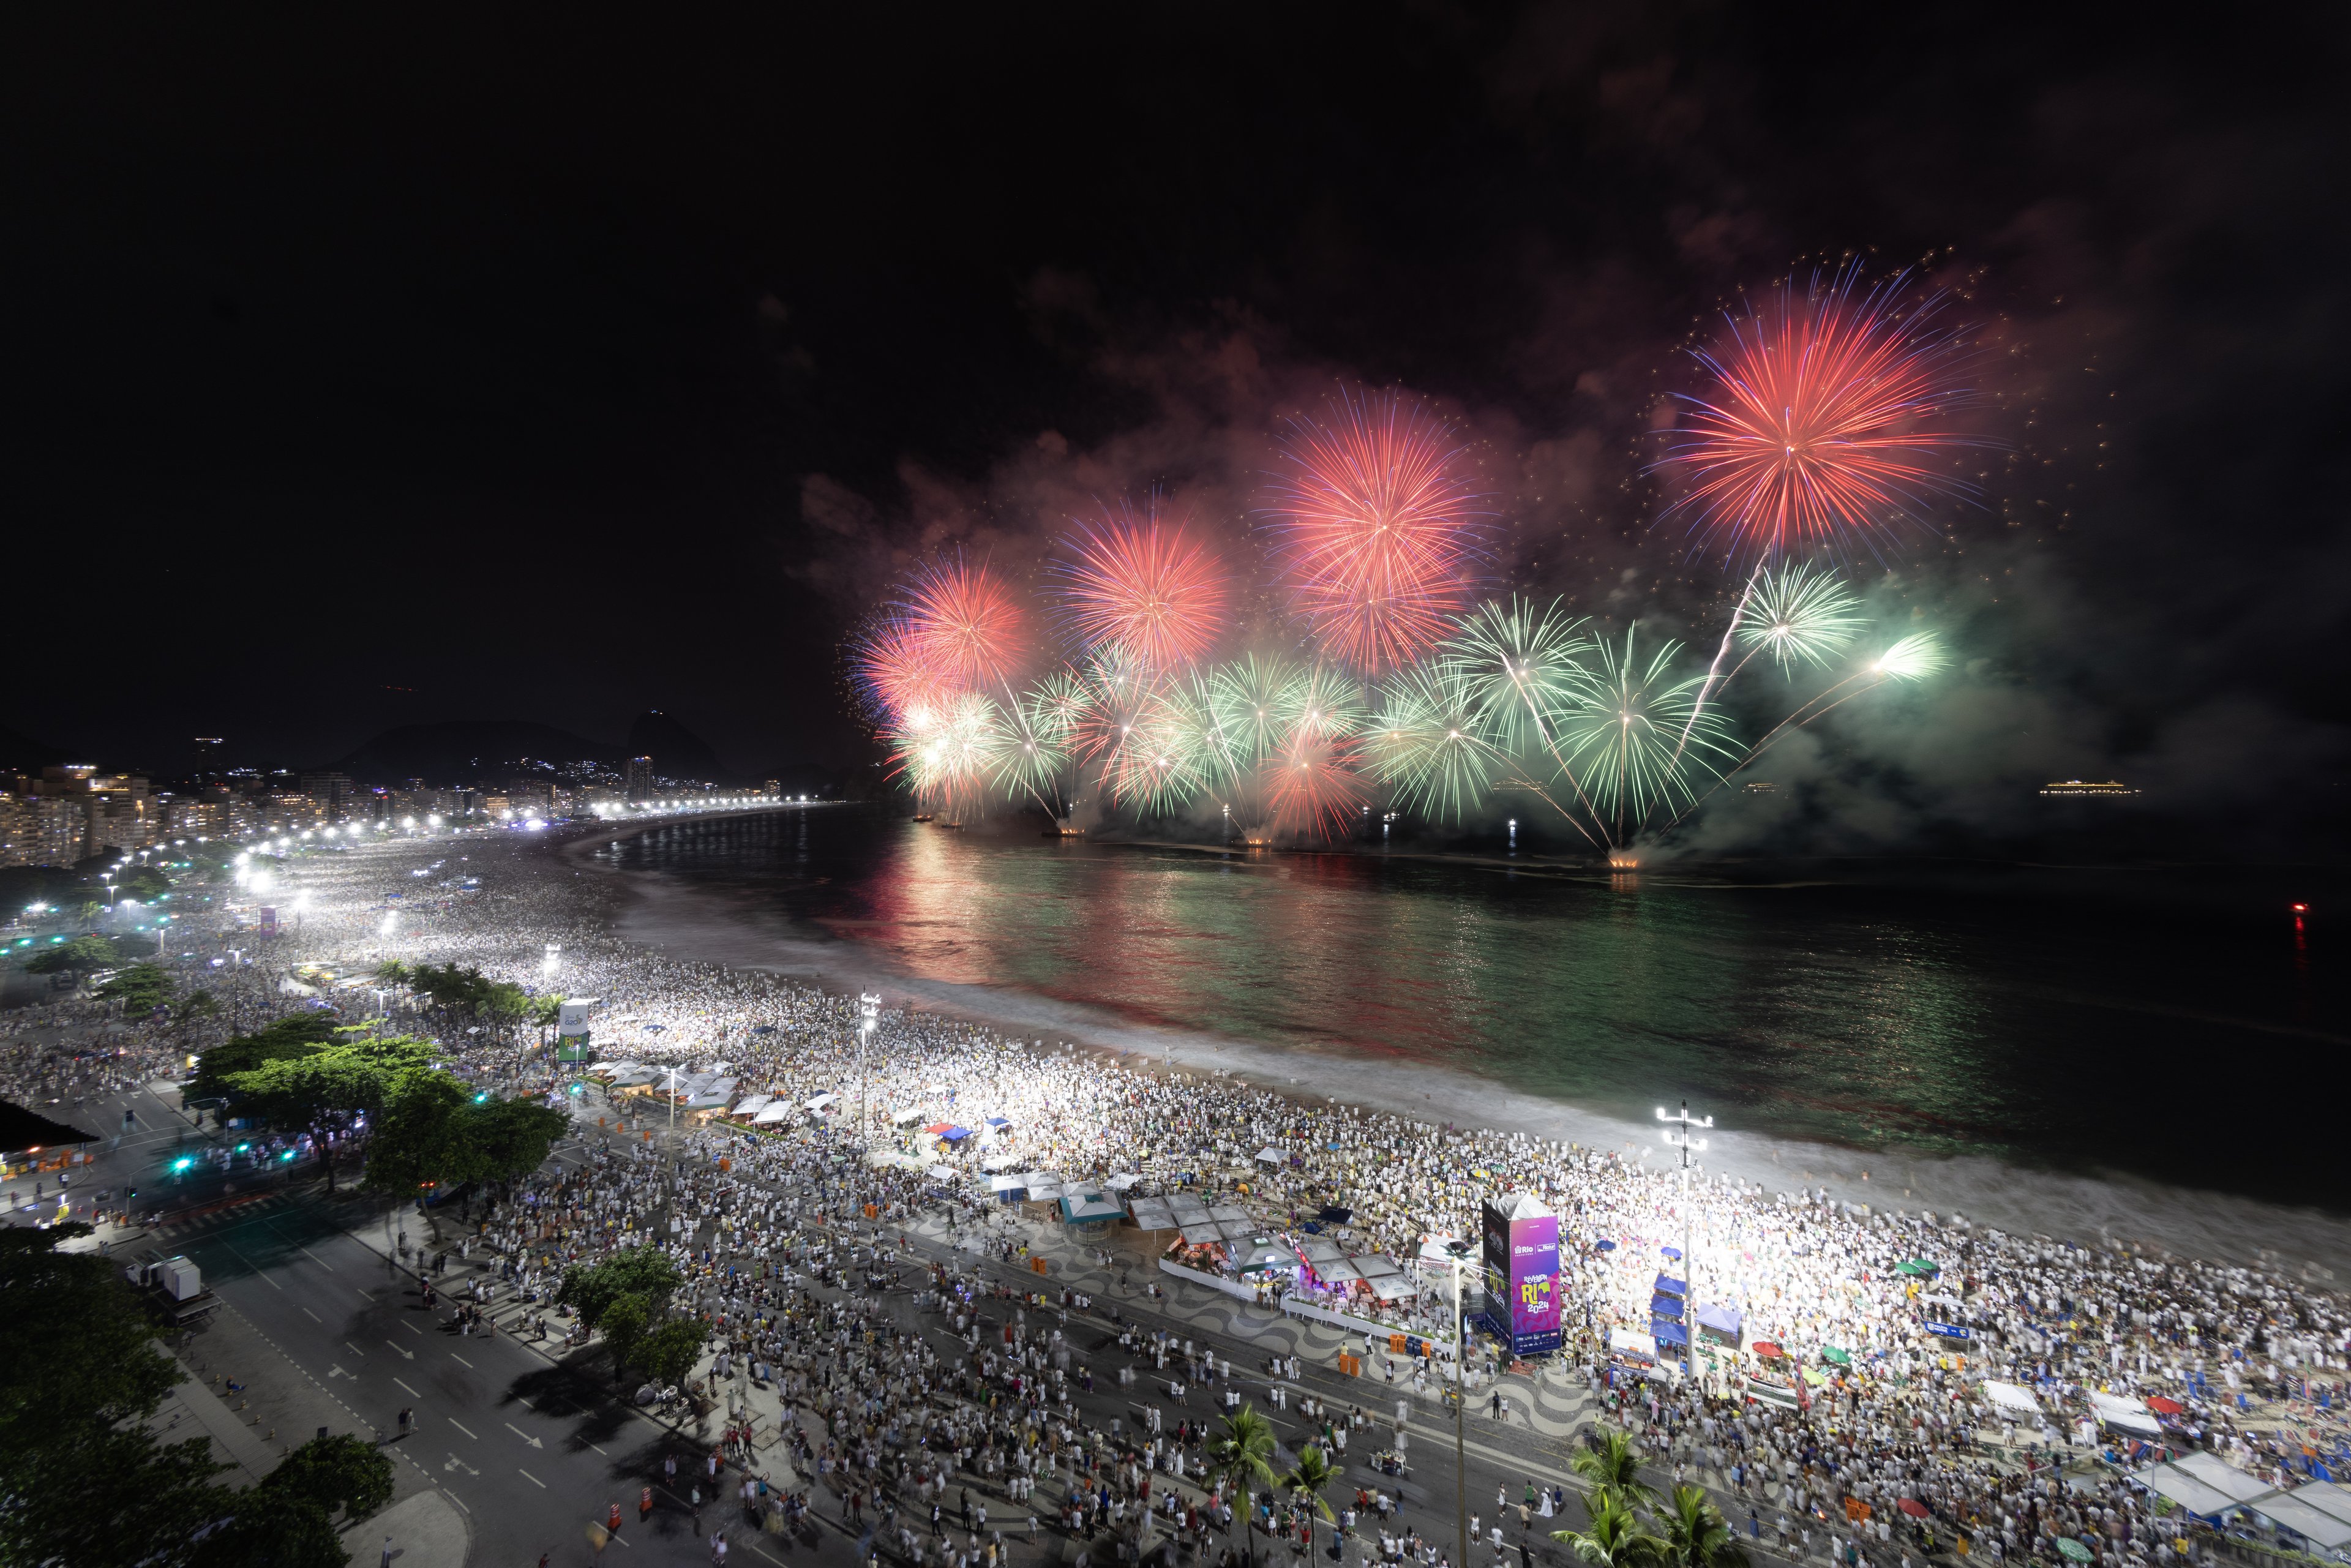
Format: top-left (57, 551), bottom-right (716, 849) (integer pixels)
top-left (1553, 1487), bottom-right (1668, 1568)
top-left (1281, 1444), bottom-right (1340, 1559)
top-left (234, 1031), bottom-right (438, 1190)
top-left (1210, 1404), bottom-right (1280, 1503)
top-left (1574, 1429), bottom-right (1657, 1509)
top-left (1658, 1484), bottom-right (1748, 1568)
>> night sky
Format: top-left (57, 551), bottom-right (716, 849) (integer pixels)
top-left (3, 9), bottom-right (2345, 845)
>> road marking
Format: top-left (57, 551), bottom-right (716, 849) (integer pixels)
top-left (450, 1353), bottom-right (472, 1368)
top-left (302, 1307), bottom-right (321, 1322)
top-left (395, 1378), bottom-right (419, 1397)
top-left (444, 1490), bottom-right (470, 1514)
top-left (449, 1419), bottom-right (477, 1439)
top-left (519, 1468), bottom-right (546, 1488)
top-left (402, 1321), bottom-right (422, 1335)
top-left (504, 1422), bottom-right (544, 1449)
top-left (384, 1340), bottom-right (414, 1360)
top-left (329, 1364), bottom-right (354, 1381)
top-left (298, 1244), bottom-right (335, 1271)
top-left (590, 1442), bottom-right (607, 1455)
top-left (356, 1288), bottom-right (374, 1301)
top-left (343, 1341), bottom-right (365, 1356)
top-left (516, 1396), bottom-right (533, 1409)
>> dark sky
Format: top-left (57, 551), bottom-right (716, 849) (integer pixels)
top-left (3, 8), bottom-right (2345, 836)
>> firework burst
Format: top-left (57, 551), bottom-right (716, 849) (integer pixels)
top-left (1737, 559), bottom-right (1866, 672)
top-left (1058, 500), bottom-right (1229, 672)
top-left (1658, 264), bottom-right (1979, 561)
top-left (901, 553), bottom-right (1027, 692)
top-left (1265, 389), bottom-right (1488, 675)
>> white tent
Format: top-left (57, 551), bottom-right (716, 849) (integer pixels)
top-left (925, 1164), bottom-right (958, 1181)
top-left (2090, 1392), bottom-right (2162, 1437)
top-left (2250, 1492), bottom-right (2351, 1551)
top-left (1254, 1146), bottom-right (1283, 1166)
top-left (803, 1092), bottom-right (836, 1110)
top-left (752, 1101), bottom-right (795, 1125)
top-left (1103, 1172), bottom-right (1142, 1191)
top-left (891, 1108), bottom-right (925, 1126)
top-left (1979, 1381), bottom-right (2042, 1417)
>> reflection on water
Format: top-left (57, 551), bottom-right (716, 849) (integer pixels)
top-left (610, 809), bottom-right (2347, 1211)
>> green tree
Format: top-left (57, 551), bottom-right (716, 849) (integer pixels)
top-left (599, 1293), bottom-right (653, 1379)
top-left (1209, 1403), bottom-right (1280, 1501)
top-left (24, 933), bottom-right (116, 978)
top-left (466, 1097), bottom-right (569, 1182)
top-left (186, 1478), bottom-right (350, 1568)
top-left (1553, 1488), bottom-right (1669, 1568)
top-left (186, 1014), bottom-right (343, 1102)
top-left (1657, 1485), bottom-right (1748, 1568)
top-left (97, 961), bottom-right (174, 1013)
top-left (172, 988), bottom-right (222, 1040)
top-left (263, 1431), bottom-right (394, 1522)
top-left (372, 959), bottom-right (412, 984)
top-left (231, 1033), bottom-right (437, 1190)
top-left (359, 1068), bottom-right (473, 1202)
top-left (557, 1246), bottom-right (681, 1330)
top-left (1280, 1444), bottom-right (1340, 1559)
top-left (636, 1317), bottom-right (707, 1387)
top-left (1573, 1428), bottom-right (1658, 1509)
top-left (116, 864), bottom-right (171, 901)
top-left (0, 1225), bottom-right (240, 1567)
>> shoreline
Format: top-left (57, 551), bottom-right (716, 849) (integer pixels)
top-left (558, 811), bottom-right (2351, 1281)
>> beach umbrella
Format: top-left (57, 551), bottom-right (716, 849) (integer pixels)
top-left (2145, 1395), bottom-right (2185, 1416)
top-left (2056, 1540), bottom-right (2093, 1564)
top-left (1898, 1499), bottom-right (1930, 1520)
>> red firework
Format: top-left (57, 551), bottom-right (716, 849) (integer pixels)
top-left (853, 617), bottom-right (952, 723)
top-left (1059, 501), bottom-right (1229, 671)
top-left (1265, 389), bottom-right (1487, 675)
top-left (1262, 732), bottom-right (1368, 841)
top-left (1659, 265), bottom-right (1979, 559)
top-left (900, 554), bottom-right (1026, 692)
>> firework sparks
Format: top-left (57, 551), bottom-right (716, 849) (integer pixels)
top-left (1265, 389), bottom-right (1487, 674)
top-left (1658, 264), bottom-right (1979, 560)
top-left (901, 553), bottom-right (1027, 692)
top-left (1738, 559), bottom-right (1866, 672)
top-left (1371, 659), bottom-right (1500, 823)
top-left (1059, 500), bottom-right (1229, 671)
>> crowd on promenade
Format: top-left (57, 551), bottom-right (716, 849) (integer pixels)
top-left (6, 826), bottom-right (2350, 1568)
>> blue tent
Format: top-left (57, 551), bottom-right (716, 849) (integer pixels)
top-left (1651, 1318), bottom-right (1690, 1347)
top-left (941, 1126), bottom-right (972, 1142)
top-left (1694, 1303), bottom-right (1743, 1345)
top-left (1651, 1293), bottom-right (1685, 1321)
top-left (1660, 1246), bottom-right (1682, 1261)
top-left (1654, 1272), bottom-right (1687, 1297)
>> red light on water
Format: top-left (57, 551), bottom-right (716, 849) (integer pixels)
top-left (2291, 902), bottom-right (2310, 913)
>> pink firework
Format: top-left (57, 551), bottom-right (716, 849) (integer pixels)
top-left (1264, 389), bottom-right (1487, 675)
top-left (1262, 731), bottom-right (1369, 841)
top-left (1058, 500), bottom-right (1229, 671)
top-left (1658, 264), bottom-right (1981, 560)
top-left (899, 553), bottom-right (1026, 692)
top-left (853, 617), bottom-right (952, 723)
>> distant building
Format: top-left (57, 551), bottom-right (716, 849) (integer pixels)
top-left (2038, 780), bottom-right (2140, 798)
top-left (625, 756), bottom-right (654, 803)
top-left (0, 794), bottom-right (91, 868)
top-left (300, 771), bottom-right (358, 821)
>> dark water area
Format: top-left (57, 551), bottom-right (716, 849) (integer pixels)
top-left (607, 808), bottom-right (2348, 1215)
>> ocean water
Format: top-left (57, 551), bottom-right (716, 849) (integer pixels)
top-left (596, 807), bottom-right (2351, 1272)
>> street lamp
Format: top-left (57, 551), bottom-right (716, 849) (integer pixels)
top-left (1438, 1239), bottom-right (1472, 1568)
top-left (857, 992), bottom-right (880, 1144)
top-left (1657, 1100), bottom-right (1712, 1373)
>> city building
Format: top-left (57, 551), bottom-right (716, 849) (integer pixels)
top-left (299, 771), bottom-right (358, 821)
top-left (2038, 779), bottom-right (2141, 797)
top-left (625, 756), bottom-right (653, 803)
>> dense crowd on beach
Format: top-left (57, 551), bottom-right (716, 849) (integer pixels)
top-left (7, 822), bottom-right (2351, 1568)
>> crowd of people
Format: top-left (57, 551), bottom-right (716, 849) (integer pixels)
top-left (6, 823), bottom-right (2350, 1568)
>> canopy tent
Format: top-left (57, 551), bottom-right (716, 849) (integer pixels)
top-left (2289, 1484), bottom-right (2351, 1528)
top-left (988, 1174), bottom-right (1029, 1198)
top-left (937, 1127), bottom-right (972, 1142)
top-left (1237, 1242), bottom-right (1294, 1274)
top-left (2090, 1392), bottom-right (2163, 1438)
top-left (1608, 1327), bottom-right (1657, 1360)
top-left (924, 1164), bottom-right (958, 1181)
top-left (863, 1150), bottom-right (922, 1171)
top-left (1651, 1293), bottom-right (1685, 1321)
top-left (752, 1101), bottom-right (795, 1125)
top-left (1316, 1204), bottom-right (1354, 1225)
top-left (985, 1116), bottom-right (1012, 1128)
top-left (981, 1152), bottom-right (1024, 1172)
top-left (803, 1092), bottom-right (836, 1109)
top-left (2250, 1494), bottom-right (2351, 1551)
top-left (2165, 1453), bottom-right (2277, 1507)
top-left (728, 1094), bottom-right (774, 1119)
top-left (1102, 1172), bottom-right (1143, 1191)
top-left (1981, 1381), bottom-right (2042, 1417)
top-left (1693, 1304), bottom-right (1743, 1345)
top-left (1060, 1193), bottom-right (1125, 1225)
top-left (1654, 1272), bottom-right (1687, 1298)
top-left (1126, 1198), bottom-right (1177, 1231)
top-left (2145, 1395), bottom-right (2186, 1416)
top-left (1253, 1147), bottom-right (1284, 1166)
top-left (1650, 1318), bottom-right (1690, 1348)
top-left (922, 1122), bottom-right (954, 1135)
top-left (890, 1108), bottom-right (925, 1125)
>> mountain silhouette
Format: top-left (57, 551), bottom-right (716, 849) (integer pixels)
top-left (625, 710), bottom-right (725, 784)
top-left (324, 720), bottom-right (629, 785)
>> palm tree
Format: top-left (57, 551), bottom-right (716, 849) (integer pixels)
top-left (1573, 1429), bottom-right (1657, 1510)
top-left (1212, 1405), bottom-right (1280, 1538)
top-left (1281, 1444), bottom-right (1340, 1561)
top-left (1658, 1485), bottom-right (1748, 1568)
top-left (1553, 1487), bottom-right (1668, 1568)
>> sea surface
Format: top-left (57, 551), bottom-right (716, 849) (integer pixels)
top-left (596, 807), bottom-right (2351, 1272)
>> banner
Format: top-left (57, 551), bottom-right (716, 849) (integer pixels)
top-left (1481, 1193), bottom-right (1562, 1356)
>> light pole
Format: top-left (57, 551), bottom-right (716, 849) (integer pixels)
top-left (857, 993), bottom-right (880, 1146)
top-left (1442, 1240), bottom-right (1471, 1568)
top-left (1657, 1100), bottom-right (1712, 1376)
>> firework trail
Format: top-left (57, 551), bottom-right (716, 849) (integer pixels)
top-left (1265, 389), bottom-right (1488, 675)
top-left (1657, 263), bottom-right (1979, 561)
top-left (1058, 500), bottom-right (1229, 672)
top-left (1553, 627), bottom-right (1732, 844)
